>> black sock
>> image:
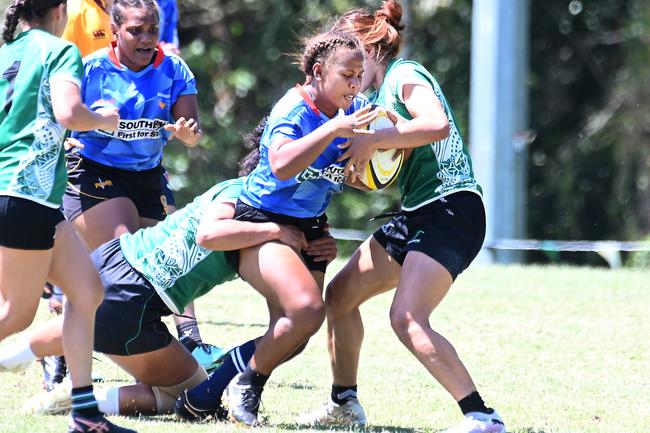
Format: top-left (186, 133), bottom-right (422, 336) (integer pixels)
top-left (239, 365), bottom-right (269, 388)
top-left (331, 384), bottom-right (357, 405)
top-left (458, 391), bottom-right (492, 415)
top-left (71, 385), bottom-right (101, 418)
top-left (177, 320), bottom-right (202, 352)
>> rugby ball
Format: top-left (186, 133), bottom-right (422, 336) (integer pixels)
top-left (358, 110), bottom-right (404, 190)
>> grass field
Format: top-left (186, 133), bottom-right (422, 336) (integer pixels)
top-left (0, 261), bottom-right (648, 433)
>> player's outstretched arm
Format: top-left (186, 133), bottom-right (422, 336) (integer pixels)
top-left (195, 202), bottom-right (307, 252)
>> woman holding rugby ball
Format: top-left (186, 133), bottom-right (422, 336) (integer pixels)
top-left (299, 2), bottom-right (505, 433)
top-left (188, 29), bottom-right (378, 427)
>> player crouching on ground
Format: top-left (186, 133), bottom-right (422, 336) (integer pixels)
top-left (0, 118), bottom-right (337, 417)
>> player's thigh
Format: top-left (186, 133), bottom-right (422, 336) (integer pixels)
top-left (325, 236), bottom-right (401, 314)
top-left (47, 220), bottom-right (102, 307)
top-left (73, 197), bottom-right (140, 250)
top-left (108, 339), bottom-right (198, 386)
top-left (238, 241), bottom-right (321, 311)
top-left (391, 251), bottom-right (453, 321)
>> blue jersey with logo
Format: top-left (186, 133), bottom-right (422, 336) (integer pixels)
top-left (240, 86), bottom-right (369, 218)
top-left (72, 44), bottom-right (196, 170)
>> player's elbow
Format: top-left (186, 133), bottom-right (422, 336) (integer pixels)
top-left (428, 117), bottom-right (449, 141)
top-left (195, 227), bottom-right (216, 249)
top-left (54, 107), bottom-right (78, 130)
top-left (269, 157), bottom-right (294, 181)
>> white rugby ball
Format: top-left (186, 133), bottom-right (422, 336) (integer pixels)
top-left (358, 110), bottom-right (404, 190)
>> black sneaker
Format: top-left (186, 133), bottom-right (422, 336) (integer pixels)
top-left (68, 414), bottom-right (138, 433)
top-left (227, 373), bottom-right (263, 426)
top-left (174, 389), bottom-right (228, 422)
top-left (42, 355), bottom-right (67, 392)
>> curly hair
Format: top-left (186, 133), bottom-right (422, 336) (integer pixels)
top-left (238, 115), bottom-right (268, 177)
top-left (333, 0), bottom-right (404, 66)
top-left (111, 0), bottom-right (159, 28)
top-left (2, 0), bottom-right (65, 42)
top-left (293, 30), bottom-right (362, 81)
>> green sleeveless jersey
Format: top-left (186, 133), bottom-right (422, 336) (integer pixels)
top-left (120, 179), bottom-right (242, 314)
top-left (0, 30), bottom-right (82, 208)
top-left (370, 59), bottom-right (482, 211)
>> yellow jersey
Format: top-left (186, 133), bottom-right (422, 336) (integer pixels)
top-left (62, 0), bottom-right (112, 58)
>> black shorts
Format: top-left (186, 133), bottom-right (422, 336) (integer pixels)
top-left (92, 238), bottom-right (174, 356)
top-left (0, 195), bottom-right (64, 250)
top-left (373, 192), bottom-right (486, 280)
top-left (229, 200), bottom-right (329, 273)
top-left (63, 151), bottom-right (176, 222)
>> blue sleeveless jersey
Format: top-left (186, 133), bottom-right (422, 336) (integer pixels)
top-left (72, 44), bottom-right (197, 170)
top-left (240, 86), bottom-right (369, 218)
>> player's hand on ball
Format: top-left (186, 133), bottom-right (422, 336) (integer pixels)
top-left (338, 134), bottom-right (377, 183)
top-left (331, 105), bottom-right (379, 138)
top-left (165, 117), bottom-right (202, 146)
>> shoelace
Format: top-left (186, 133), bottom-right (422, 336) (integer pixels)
top-left (240, 385), bottom-right (262, 414)
top-left (71, 417), bottom-right (110, 433)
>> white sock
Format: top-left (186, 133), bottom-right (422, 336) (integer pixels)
top-left (0, 340), bottom-right (36, 371)
top-left (95, 387), bottom-right (120, 415)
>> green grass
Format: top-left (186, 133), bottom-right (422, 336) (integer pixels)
top-left (1, 262), bottom-right (649, 433)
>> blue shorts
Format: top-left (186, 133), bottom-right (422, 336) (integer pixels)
top-left (92, 238), bottom-right (174, 356)
top-left (63, 151), bottom-right (176, 222)
top-left (0, 195), bottom-right (64, 250)
top-left (230, 200), bottom-right (329, 273)
top-left (373, 192), bottom-right (486, 280)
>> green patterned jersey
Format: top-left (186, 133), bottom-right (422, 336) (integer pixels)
top-left (370, 59), bottom-right (482, 211)
top-left (0, 30), bottom-right (82, 208)
top-left (120, 179), bottom-right (242, 314)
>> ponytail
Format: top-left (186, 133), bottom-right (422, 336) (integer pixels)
top-left (2, 0), bottom-right (66, 42)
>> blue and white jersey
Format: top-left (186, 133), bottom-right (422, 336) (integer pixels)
top-left (72, 43), bottom-right (197, 170)
top-left (240, 86), bottom-right (369, 218)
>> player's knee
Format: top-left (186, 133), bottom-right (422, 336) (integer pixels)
top-left (324, 278), bottom-right (354, 316)
top-left (389, 308), bottom-right (419, 339)
top-left (151, 364), bottom-right (208, 414)
top-left (62, 279), bottom-right (103, 312)
top-left (289, 298), bottom-right (325, 335)
top-left (0, 305), bottom-right (33, 336)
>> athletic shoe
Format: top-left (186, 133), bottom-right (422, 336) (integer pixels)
top-left (174, 389), bottom-right (228, 422)
top-left (191, 344), bottom-right (230, 374)
top-left (297, 398), bottom-right (367, 426)
top-left (22, 378), bottom-right (72, 415)
top-left (227, 373), bottom-right (263, 426)
top-left (68, 414), bottom-right (138, 433)
top-left (42, 355), bottom-right (67, 391)
top-left (441, 410), bottom-right (506, 433)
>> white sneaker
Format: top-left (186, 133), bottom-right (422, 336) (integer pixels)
top-left (442, 410), bottom-right (506, 433)
top-left (297, 398), bottom-right (367, 426)
top-left (22, 378), bottom-right (72, 415)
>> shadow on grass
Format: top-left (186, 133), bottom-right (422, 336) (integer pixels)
top-left (276, 424), bottom-right (418, 433)
top-left (274, 382), bottom-right (318, 390)
top-left (199, 319), bottom-right (266, 328)
top-left (507, 428), bottom-right (549, 433)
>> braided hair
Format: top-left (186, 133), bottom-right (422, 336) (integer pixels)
top-left (294, 30), bottom-right (362, 81)
top-left (111, 0), bottom-right (159, 27)
top-left (333, 0), bottom-right (405, 66)
top-left (2, 0), bottom-right (65, 42)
